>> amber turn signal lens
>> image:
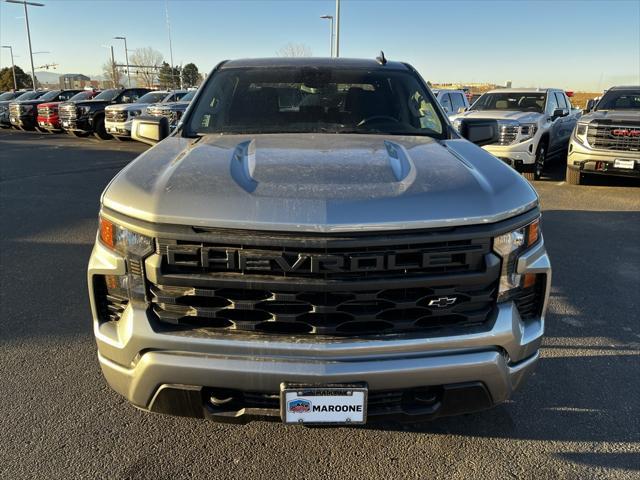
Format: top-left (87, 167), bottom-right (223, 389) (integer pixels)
top-left (527, 219), bottom-right (539, 247)
top-left (523, 273), bottom-right (537, 289)
top-left (100, 217), bottom-right (115, 249)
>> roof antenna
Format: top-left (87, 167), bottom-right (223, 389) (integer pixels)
top-left (376, 51), bottom-right (387, 65)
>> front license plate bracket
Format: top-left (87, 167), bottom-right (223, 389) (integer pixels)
top-left (280, 383), bottom-right (368, 425)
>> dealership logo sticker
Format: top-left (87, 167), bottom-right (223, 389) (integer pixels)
top-left (288, 399), bottom-right (312, 413)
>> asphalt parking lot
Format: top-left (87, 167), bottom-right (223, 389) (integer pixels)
top-left (0, 129), bottom-right (638, 480)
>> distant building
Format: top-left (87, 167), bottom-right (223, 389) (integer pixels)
top-left (59, 74), bottom-right (91, 89)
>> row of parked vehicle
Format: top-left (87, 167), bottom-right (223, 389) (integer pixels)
top-left (1, 83), bottom-right (638, 185)
top-left (0, 87), bottom-right (195, 141)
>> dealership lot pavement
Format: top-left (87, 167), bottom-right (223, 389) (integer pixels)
top-left (1, 129), bottom-right (638, 480)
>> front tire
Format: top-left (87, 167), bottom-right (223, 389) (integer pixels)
top-left (532, 141), bottom-right (547, 180)
top-left (93, 116), bottom-right (112, 140)
top-left (566, 167), bottom-right (582, 185)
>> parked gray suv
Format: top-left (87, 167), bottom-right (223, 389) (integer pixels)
top-left (88, 57), bottom-right (551, 425)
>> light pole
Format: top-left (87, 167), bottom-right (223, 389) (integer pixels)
top-left (5, 0), bottom-right (45, 90)
top-left (165, 0), bottom-right (176, 90)
top-left (334, 0), bottom-right (340, 58)
top-left (114, 36), bottom-right (131, 87)
top-left (1, 45), bottom-right (17, 90)
top-left (101, 44), bottom-right (117, 88)
top-left (320, 15), bottom-right (334, 57)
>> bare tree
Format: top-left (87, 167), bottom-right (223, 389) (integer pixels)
top-left (130, 47), bottom-right (163, 88)
top-left (276, 43), bottom-right (312, 57)
top-left (102, 57), bottom-right (123, 88)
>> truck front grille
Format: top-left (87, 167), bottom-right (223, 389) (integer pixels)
top-left (588, 124), bottom-right (640, 151)
top-left (147, 106), bottom-right (178, 125)
top-left (58, 104), bottom-right (77, 121)
top-left (147, 230), bottom-right (500, 337)
top-left (497, 124), bottom-right (518, 145)
top-left (9, 103), bottom-right (21, 117)
top-left (37, 106), bottom-right (52, 118)
top-left (105, 110), bottom-right (128, 122)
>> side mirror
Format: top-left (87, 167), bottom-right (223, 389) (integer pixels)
top-left (550, 108), bottom-right (564, 120)
top-left (132, 116), bottom-right (169, 146)
top-left (458, 118), bottom-right (499, 146)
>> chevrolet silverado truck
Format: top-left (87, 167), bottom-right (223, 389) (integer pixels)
top-left (2, 90), bottom-right (45, 129)
top-left (37, 89), bottom-right (100, 133)
top-left (89, 57), bottom-right (551, 425)
top-left (0, 90), bottom-right (27, 128)
top-left (9, 89), bottom-right (82, 131)
top-left (145, 90), bottom-right (196, 131)
top-left (451, 88), bottom-right (579, 180)
top-left (59, 87), bottom-right (151, 139)
top-left (104, 90), bottom-right (187, 140)
top-left (566, 85), bottom-right (640, 185)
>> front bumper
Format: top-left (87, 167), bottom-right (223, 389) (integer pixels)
top-left (88, 234), bottom-right (551, 422)
top-left (10, 114), bottom-right (36, 129)
top-left (37, 115), bottom-right (61, 130)
top-left (61, 117), bottom-right (92, 133)
top-left (568, 137), bottom-right (640, 178)
top-left (105, 119), bottom-right (133, 137)
top-left (482, 138), bottom-right (536, 169)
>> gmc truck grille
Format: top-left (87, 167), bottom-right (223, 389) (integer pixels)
top-left (588, 124), bottom-right (640, 151)
top-left (105, 110), bottom-right (128, 122)
top-left (497, 124), bottom-right (518, 145)
top-left (58, 104), bottom-right (77, 121)
top-left (37, 106), bottom-right (52, 117)
top-left (9, 104), bottom-right (21, 117)
top-left (147, 232), bottom-right (500, 337)
top-left (147, 106), bottom-right (178, 125)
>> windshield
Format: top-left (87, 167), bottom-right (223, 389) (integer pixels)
top-left (93, 89), bottom-right (121, 101)
top-left (69, 91), bottom-right (96, 101)
top-left (15, 91), bottom-right (43, 101)
top-left (471, 92), bottom-right (546, 113)
top-left (181, 90), bottom-right (196, 102)
top-left (186, 67), bottom-right (445, 137)
top-left (139, 92), bottom-right (169, 104)
top-left (596, 90), bottom-right (640, 110)
top-left (38, 90), bottom-right (62, 101)
top-left (0, 92), bottom-right (18, 101)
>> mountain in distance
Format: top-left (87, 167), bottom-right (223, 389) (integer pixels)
top-left (34, 70), bottom-right (61, 84)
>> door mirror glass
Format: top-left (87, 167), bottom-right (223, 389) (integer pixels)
top-left (458, 118), bottom-right (499, 146)
top-left (131, 116), bottom-right (170, 145)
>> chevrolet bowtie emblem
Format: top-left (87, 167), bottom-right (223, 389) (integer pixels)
top-left (428, 297), bottom-right (457, 308)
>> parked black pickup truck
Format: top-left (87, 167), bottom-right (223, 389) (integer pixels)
top-left (9, 89), bottom-right (82, 131)
top-left (58, 87), bottom-right (150, 139)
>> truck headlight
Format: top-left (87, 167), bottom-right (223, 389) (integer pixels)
top-left (452, 118), bottom-right (462, 132)
top-left (78, 105), bottom-right (91, 115)
top-left (494, 218), bottom-right (540, 302)
top-left (574, 122), bottom-right (588, 145)
top-left (517, 123), bottom-right (537, 142)
top-left (129, 109), bottom-right (142, 118)
top-left (99, 216), bottom-right (154, 306)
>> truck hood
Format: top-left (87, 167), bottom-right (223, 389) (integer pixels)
top-left (453, 109), bottom-right (541, 123)
top-left (103, 134), bottom-right (538, 232)
top-left (580, 110), bottom-right (640, 124)
top-left (106, 102), bottom-right (153, 112)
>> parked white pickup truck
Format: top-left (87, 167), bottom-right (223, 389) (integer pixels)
top-left (451, 88), bottom-right (579, 180)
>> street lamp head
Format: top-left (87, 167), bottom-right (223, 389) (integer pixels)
top-left (5, 0), bottom-right (45, 6)
top-left (114, 36), bottom-right (126, 40)
top-left (320, 15), bottom-right (333, 19)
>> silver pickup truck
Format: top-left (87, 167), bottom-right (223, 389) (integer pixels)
top-left (452, 88), bottom-right (579, 180)
top-left (88, 57), bottom-right (551, 425)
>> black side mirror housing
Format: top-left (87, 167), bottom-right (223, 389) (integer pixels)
top-left (132, 116), bottom-right (170, 146)
top-left (552, 108), bottom-right (568, 120)
top-left (458, 118), bottom-right (499, 147)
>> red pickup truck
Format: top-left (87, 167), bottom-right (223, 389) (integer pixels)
top-left (37, 90), bottom-right (100, 132)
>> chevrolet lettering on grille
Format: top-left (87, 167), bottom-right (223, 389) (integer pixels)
top-left (164, 246), bottom-right (464, 273)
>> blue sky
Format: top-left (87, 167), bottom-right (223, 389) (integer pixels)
top-left (1, 0), bottom-right (639, 91)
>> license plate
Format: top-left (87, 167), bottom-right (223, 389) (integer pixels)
top-left (10, 117), bottom-right (16, 123)
top-left (109, 127), bottom-right (117, 132)
top-left (281, 384), bottom-right (367, 424)
top-left (62, 121), bottom-right (69, 127)
top-left (614, 159), bottom-right (635, 170)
